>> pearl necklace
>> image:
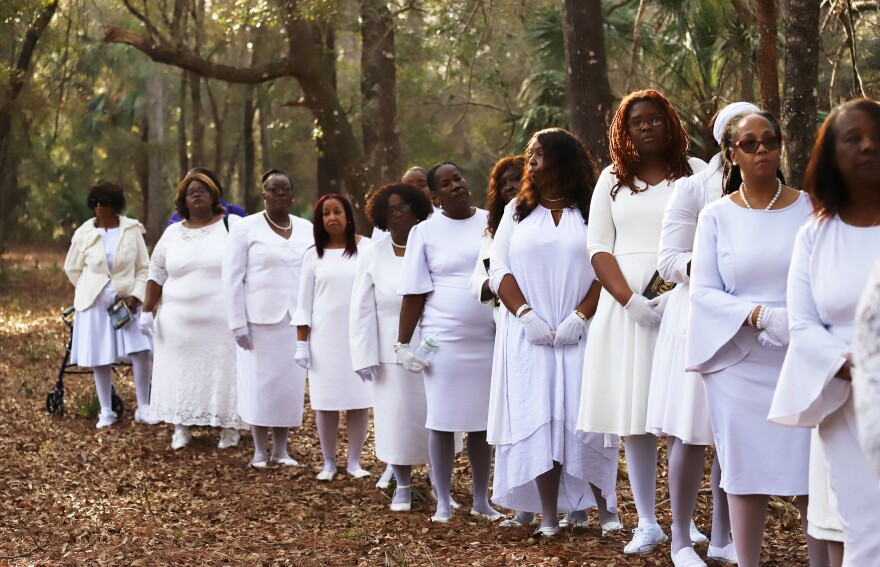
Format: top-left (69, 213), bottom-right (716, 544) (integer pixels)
top-left (263, 211), bottom-right (292, 231)
top-left (741, 178), bottom-right (782, 210)
top-left (390, 238), bottom-right (406, 249)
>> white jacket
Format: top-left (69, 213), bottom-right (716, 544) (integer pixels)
top-left (222, 212), bottom-right (314, 330)
top-left (63, 216), bottom-right (149, 311)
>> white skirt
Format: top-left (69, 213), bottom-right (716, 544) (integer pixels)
top-left (236, 317), bottom-right (306, 428)
top-left (372, 363), bottom-right (431, 465)
top-left (70, 283), bottom-right (152, 367)
top-left (807, 430), bottom-right (844, 542)
top-left (703, 344), bottom-right (810, 495)
top-left (645, 283), bottom-right (714, 445)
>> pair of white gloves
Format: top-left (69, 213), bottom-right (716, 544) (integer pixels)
top-left (622, 293), bottom-right (669, 327)
top-left (518, 310), bottom-right (586, 346)
top-left (755, 307), bottom-right (790, 349)
top-left (293, 339), bottom-right (377, 382)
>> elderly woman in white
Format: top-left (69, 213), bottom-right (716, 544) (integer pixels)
top-left (64, 180), bottom-right (154, 429)
top-left (223, 170), bottom-right (313, 468)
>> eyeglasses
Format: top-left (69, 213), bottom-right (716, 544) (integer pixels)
top-left (265, 187), bottom-right (293, 197)
top-left (628, 115), bottom-right (664, 130)
top-left (88, 198), bottom-right (113, 207)
top-left (185, 188), bottom-right (211, 198)
top-left (735, 136), bottom-right (783, 154)
top-left (389, 203), bottom-right (412, 215)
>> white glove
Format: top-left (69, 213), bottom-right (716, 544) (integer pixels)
top-left (761, 307), bottom-right (790, 346)
top-left (646, 292), bottom-right (671, 317)
top-left (395, 343), bottom-right (430, 373)
top-left (355, 367), bottom-right (377, 383)
top-left (233, 327), bottom-right (252, 350)
top-left (757, 330), bottom-right (784, 349)
top-left (519, 310), bottom-right (554, 345)
top-left (624, 294), bottom-right (662, 327)
top-left (138, 311), bottom-right (154, 338)
top-left (294, 340), bottom-right (310, 369)
top-left (553, 311), bottom-right (586, 346)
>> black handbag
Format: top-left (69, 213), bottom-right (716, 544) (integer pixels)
top-left (108, 297), bottom-right (132, 330)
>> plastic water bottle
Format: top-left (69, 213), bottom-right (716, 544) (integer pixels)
top-left (415, 333), bottom-right (440, 361)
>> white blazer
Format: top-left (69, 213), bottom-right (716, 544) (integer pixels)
top-left (222, 212), bottom-right (313, 330)
top-left (349, 235), bottom-right (418, 369)
top-left (64, 215), bottom-right (149, 311)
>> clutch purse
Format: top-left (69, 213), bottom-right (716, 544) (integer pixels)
top-left (108, 298), bottom-right (132, 330)
top-left (642, 270), bottom-right (676, 300)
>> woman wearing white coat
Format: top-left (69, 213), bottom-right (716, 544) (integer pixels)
top-left (350, 183), bottom-right (434, 511)
top-left (64, 180), bottom-right (154, 429)
top-left (223, 170), bottom-right (313, 468)
top-left (769, 99), bottom-right (880, 567)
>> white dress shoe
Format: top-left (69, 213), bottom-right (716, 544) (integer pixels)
top-left (96, 408), bottom-right (117, 429)
top-left (689, 520), bottom-right (708, 544)
top-left (316, 469), bottom-right (337, 481)
top-left (134, 405), bottom-right (160, 425)
top-left (346, 466), bottom-right (371, 479)
top-left (171, 428), bottom-right (191, 450)
top-left (250, 460), bottom-right (268, 469)
top-left (533, 525), bottom-right (561, 537)
top-left (672, 546), bottom-right (707, 567)
top-left (270, 456), bottom-right (299, 467)
top-left (707, 542), bottom-right (738, 564)
top-left (469, 509), bottom-right (504, 522)
top-left (389, 485), bottom-right (411, 512)
top-left (601, 520), bottom-right (625, 536)
top-left (217, 428), bottom-right (240, 449)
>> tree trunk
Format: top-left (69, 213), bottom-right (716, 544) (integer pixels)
top-left (315, 24), bottom-right (343, 199)
top-left (360, 0), bottom-right (401, 190)
top-left (562, 0), bottom-right (614, 170)
top-left (145, 75), bottom-right (166, 245)
top-left (205, 81), bottom-right (225, 180)
top-left (756, 0), bottom-right (781, 116)
top-left (177, 71), bottom-right (189, 179)
top-left (243, 84), bottom-right (258, 213)
top-left (780, 0), bottom-right (820, 188)
top-left (188, 71), bottom-right (206, 166)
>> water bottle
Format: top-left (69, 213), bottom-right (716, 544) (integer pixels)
top-left (414, 333), bottom-right (440, 361)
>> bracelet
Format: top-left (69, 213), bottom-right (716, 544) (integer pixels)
top-left (756, 305), bottom-right (766, 330)
top-left (515, 304), bottom-right (531, 318)
top-left (574, 309), bottom-right (587, 321)
top-left (747, 308), bottom-right (756, 327)
top-left (394, 342), bottom-right (409, 353)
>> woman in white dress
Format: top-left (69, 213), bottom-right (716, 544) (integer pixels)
top-left (64, 180), bottom-right (154, 429)
top-left (576, 90), bottom-right (705, 555)
top-left (351, 183), bottom-right (434, 510)
top-left (648, 102), bottom-right (759, 566)
top-left (140, 171), bottom-right (244, 450)
top-left (856, 261), bottom-right (880, 478)
top-left (293, 194), bottom-right (372, 481)
top-left (769, 99), bottom-right (880, 567)
top-left (488, 129), bottom-right (621, 537)
top-left (396, 162), bottom-right (500, 523)
top-left (686, 111), bottom-right (814, 567)
top-left (222, 170), bottom-right (313, 468)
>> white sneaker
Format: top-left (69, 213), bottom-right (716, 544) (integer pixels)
top-left (134, 405), bottom-right (160, 425)
top-left (671, 546), bottom-right (707, 567)
top-left (217, 428), bottom-right (240, 449)
top-left (96, 408), bottom-right (117, 429)
top-left (624, 520), bottom-right (668, 554)
top-left (707, 542), bottom-right (738, 564)
top-left (601, 520), bottom-right (625, 536)
top-left (689, 520), bottom-right (708, 544)
top-left (171, 428), bottom-right (191, 450)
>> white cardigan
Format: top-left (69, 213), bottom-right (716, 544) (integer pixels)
top-left (63, 216), bottom-right (149, 311)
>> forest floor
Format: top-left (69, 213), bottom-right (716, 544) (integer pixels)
top-left (0, 244), bottom-right (810, 566)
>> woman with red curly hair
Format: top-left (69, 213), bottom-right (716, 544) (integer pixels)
top-left (576, 90), bottom-right (706, 556)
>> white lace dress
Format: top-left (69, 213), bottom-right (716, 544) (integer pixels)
top-left (148, 219), bottom-right (245, 428)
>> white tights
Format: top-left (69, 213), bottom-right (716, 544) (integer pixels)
top-left (93, 350), bottom-right (152, 411)
top-left (315, 409), bottom-right (369, 474)
top-left (623, 434), bottom-right (658, 524)
top-left (251, 426), bottom-right (291, 463)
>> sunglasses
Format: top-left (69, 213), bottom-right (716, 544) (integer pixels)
top-left (89, 198), bottom-right (113, 207)
top-left (627, 115), bottom-right (664, 130)
top-left (735, 136), bottom-right (782, 154)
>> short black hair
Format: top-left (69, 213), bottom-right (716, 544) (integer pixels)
top-left (366, 183), bottom-right (433, 230)
top-left (87, 180), bottom-right (126, 215)
top-left (426, 161), bottom-right (462, 192)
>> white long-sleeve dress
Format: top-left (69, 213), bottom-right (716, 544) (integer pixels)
top-left (646, 154), bottom-right (722, 444)
top-left (487, 202), bottom-right (619, 514)
top-left (222, 213), bottom-right (313, 427)
top-left (855, 261), bottom-right (880, 477)
top-left (397, 209), bottom-right (495, 432)
top-left (686, 193), bottom-right (812, 495)
top-left (768, 217), bottom-right (880, 564)
top-left (578, 159), bottom-right (705, 436)
top-left (292, 239), bottom-right (372, 411)
top-left (148, 218), bottom-right (244, 428)
top-left (349, 235), bottom-right (430, 464)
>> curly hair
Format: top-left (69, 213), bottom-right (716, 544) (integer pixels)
top-left (608, 89), bottom-right (693, 199)
top-left (366, 183), bottom-right (433, 231)
top-left (485, 156), bottom-right (525, 237)
top-left (719, 111), bottom-right (785, 195)
top-left (312, 193), bottom-right (358, 258)
top-left (87, 180), bottom-right (126, 215)
top-left (803, 98), bottom-right (880, 221)
top-left (515, 128), bottom-right (596, 224)
top-left (174, 172), bottom-right (226, 220)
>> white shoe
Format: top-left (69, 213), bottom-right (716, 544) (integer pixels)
top-left (316, 468), bottom-right (337, 481)
top-left (672, 546), bottom-right (707, 567)
top-left (500, 512), bottom-right (537, 528)
top-left (707, 542), bottom-right (738, 564)
top-left (689, 520), bottom-right (708, 544)
top-left (533, 525), bottom-right (560, 537)
top-left (217, 428), bottom-right (240, 449)
top-left (270, 455), bottom-right (299, 467)
top-left (171, 428), bottom-right (191, 450)
top-left (601, 520), bottom-right (625, 536)
top-left (389, 486), bottom-right (411, 512)
top-left (376, 466), bottom-right (394, 489)
top-left (559, 511), bottom-right (589, 528)
top-left (96, 408), bottom-right (117, 429)
top-left (346, 466), bottom-right (371, 479)
top-left (469, 509), bottom-right (504, 522)
top-left (624, 520), bottom-right (668, 554)
top-left (134, 405), bottom-right (160, 425)
top-left (250, 460), bottom-right (268, 469)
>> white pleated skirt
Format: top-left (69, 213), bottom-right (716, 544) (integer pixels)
top-left (70, 283), bottom-right (152, 367)
top-left (236, 317), bottom-right (306, 428)
top-left (372, 363), bottom-right (431, 465)
top-left (645, 283), bottom-right (714, 445)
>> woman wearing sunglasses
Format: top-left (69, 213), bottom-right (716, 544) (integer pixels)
top-left (64, 180), bottom-right (154, 429)
top-left (686, 111), bottom-right (814, 567)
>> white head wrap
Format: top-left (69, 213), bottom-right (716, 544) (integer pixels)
top-left (713, 102), bottom-right (761, 144)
